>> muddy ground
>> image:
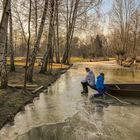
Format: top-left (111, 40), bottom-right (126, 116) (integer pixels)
top-left (0, 64), bottom-right (70, 129)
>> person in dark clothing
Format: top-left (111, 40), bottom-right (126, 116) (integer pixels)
top-left (94, 73), bottom-right (105, 97)
top-left (81, 67), bottom-right (95, 95)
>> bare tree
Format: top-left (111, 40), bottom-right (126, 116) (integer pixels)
top-left (62, 0), bottom-right (80, 64)
top-left (9, 0), bottom-right (15, 71)
top-left (55, 0), bottom-right (60, 63)
top-left (24, 0), bottom-right (32, 89)
top-left (109, 0), bottom-right (139, 64)
top-left (34, 0), bottom-right (38, 39)
top-left (0, 0), bottom-right (11, 88)
top-left (62, 0), bottom-right (102, 64)
top-left (14, 6), bottom-right (27, 44)
top-left (40, 0), bottom-right (56, 73)
top-left (131, 8), bottom-right (140, 59)
top-left (27, 0), bottom-right (49, 82)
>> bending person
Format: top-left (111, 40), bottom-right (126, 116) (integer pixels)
top-left (94, 73), bottom-right (105, 97)
top-left (81, 67), bottom-right (95, 95)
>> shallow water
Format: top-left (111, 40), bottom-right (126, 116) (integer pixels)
top-left (0, 61), bottom-right (140, 140)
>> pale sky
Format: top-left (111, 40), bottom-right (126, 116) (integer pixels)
top-left (100, 0), bottom-right (113, 35)
top-left (101, 0), bottom-right (112, 14)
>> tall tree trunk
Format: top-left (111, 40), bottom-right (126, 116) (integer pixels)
top-left (40, 0), bottom-right (56, 73)
top-left (0, 0), bottom-right (10, 89)
top-left (27, 0), bottom-right (49, 82)
top-left (133, 10), bottom-right (138, 59)
top-left (53, 27), bottom-right (58, 63)
top-left (34, 0), bottom-right (38, 39)
top-left (24, 0), bottom-right (32, 89)
top-left (9, 2), bottom-right (15, 72)
top-left (62, 0), bottom-right (70, 64)
top-left (55, 0), bottom-right (60, 63)
top-left (62, 0), bottom-right (79, 64)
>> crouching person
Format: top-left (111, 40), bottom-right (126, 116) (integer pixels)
top-left (94, 73), bottom-right (105, 97)
top-left (81, 67), bottom-right (95, 95)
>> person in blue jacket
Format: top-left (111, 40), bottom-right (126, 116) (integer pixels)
top-left (94, 73), bottom-right (105, 97)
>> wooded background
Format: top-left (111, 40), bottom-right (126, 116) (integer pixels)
top-left (0, 0), bottom-right (140, 89)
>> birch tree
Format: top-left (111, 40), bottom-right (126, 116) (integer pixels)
top-left (40, 0), bottom-right (56, 73)
top-left (27, 0), bottom-right (49, 81)
top-left (34, 0), bottom-right (38, 39)
top-left (0, 0), bottom-right (10, 88)
top-left (9, 0), bottom-right (15, 71)
top-left (55, 0), bottom-right (60, 63)
top-left (24, 0), bottom-right (32, 89)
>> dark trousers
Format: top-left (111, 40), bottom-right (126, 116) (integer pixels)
top-left (81, 82), bottom-right (94, 93)
top-left (94, 88), bottom-right (106, 97)
top-left (97, 89), bottom-right (104, 96)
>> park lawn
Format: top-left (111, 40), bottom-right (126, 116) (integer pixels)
top-left (7, 57), bottom-right (69, 68)
top-left (70, 57), bottom-right (89, 63)
top-left (7, 56), bottom-right (89, 64)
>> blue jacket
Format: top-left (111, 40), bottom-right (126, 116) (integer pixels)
top-left (96, 75), bottom-right (104, 90)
